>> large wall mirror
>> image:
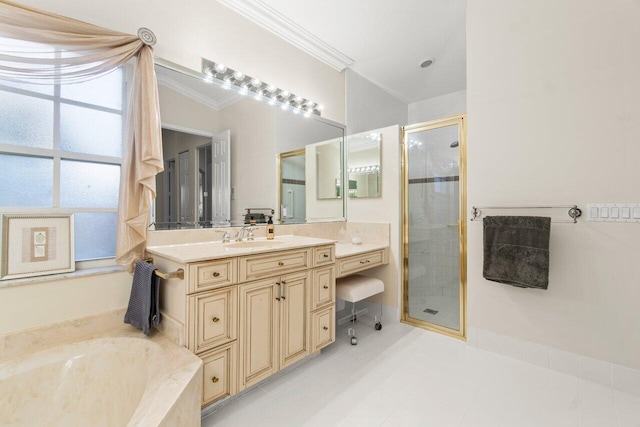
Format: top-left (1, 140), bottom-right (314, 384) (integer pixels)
top-left (152, 59), bottom-right (346, 229)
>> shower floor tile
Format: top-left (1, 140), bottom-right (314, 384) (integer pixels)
top-left (202, 318), bottom-right (630, 427)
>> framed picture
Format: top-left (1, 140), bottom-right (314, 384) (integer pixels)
top-left (1, 214), bottom-right (75, 280)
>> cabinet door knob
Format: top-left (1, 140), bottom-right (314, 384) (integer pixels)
top-left (212, 317), bottom-right (220, 323)
top-left (323, 285), bottom-right (329, 289)
top-left (281, 280), bottom-right (286, 284)
top-left (278, 261), bottom-right (284, 266)
top-left (322, 326), bottom-right (328, 330)
top-left (211, 377), bottom-right (219, 383)
top-left (212, 272), bottom-right (220, 277)
top-left (323, 254), bottom-right (329, 258)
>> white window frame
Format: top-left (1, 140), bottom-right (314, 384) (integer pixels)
top-left (0, 69), bottom-right (127, 268)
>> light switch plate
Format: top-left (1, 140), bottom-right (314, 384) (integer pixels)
top-left (587, 204), bottom-right (640, 222)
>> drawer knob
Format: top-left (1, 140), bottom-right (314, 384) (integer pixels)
top-left (322, 326), bottom-right (328, 330)
top-left (359, 259), bottom-right (371, 264)
top-left (323, 285), bottom-right (329, 289)
top-left (278, 261), bottom-right (284, 266)
top-left (323, 254), bottom-right (329, 258)
top-left (212, 272), bottom-right (220, 277)
top-left (211, 376), bottom-right (219, 383)
top-left (212, 317), bottom-right (220, 323)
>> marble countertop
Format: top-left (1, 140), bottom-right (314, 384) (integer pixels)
top-left (335, 242), bottom-right (389, 258)
top-left (146, 234), bottom-right (336, 264)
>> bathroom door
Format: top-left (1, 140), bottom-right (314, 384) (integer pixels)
top-left (211, 130), bottom-right (231, 225)
top-left (402, 115), bottom-right (467, 339)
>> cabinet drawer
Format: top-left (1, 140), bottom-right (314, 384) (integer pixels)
top-left (239, 249), bottom-right (310, 282)
top-left (311, 305), bottom-right (335, 352)
top-left (314, 245), bottom-right (335, 267)
top-left (311, 266), bottom-right (335, 311)
top-left (188, 258), bottom-right (237, 294)
top-left (188, 287), bottom-right (237, 354)
top-left (337, 249), bottom-right (385, 278)
top-left (201, 342), bottom-right (237, 406)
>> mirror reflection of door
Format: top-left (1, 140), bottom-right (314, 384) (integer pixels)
top-left (211, 130), bottom-right (231, 225)
top-left (156, 127), bottom-right (230, 229)
top-left (278, 149), bottom-right (306, 223)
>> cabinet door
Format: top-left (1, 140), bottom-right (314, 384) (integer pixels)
top-left (201, 342), bottom-right (237, 406)
top-left (239, 278), bottom-right (279, 390)
top-left (279, 271), bottom-right (309, 369)
top-left (188, 287), bottom-right (237, 354)
top-left (311, 305), bottom-right (335, 352)
top-left (311, 266), bottom-right (335, 311)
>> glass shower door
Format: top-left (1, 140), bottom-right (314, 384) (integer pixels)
top-left (402, 116), bottom-right (466, 338)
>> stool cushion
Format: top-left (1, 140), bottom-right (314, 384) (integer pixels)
top-left (336, 275), bottom-right (384, 303)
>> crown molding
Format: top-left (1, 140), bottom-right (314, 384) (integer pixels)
top-left (217, 0), bottom-right (354, 71)
top-left (156, 74), bottom-right (241, 111)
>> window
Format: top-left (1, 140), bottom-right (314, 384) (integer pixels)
top-left (0, 65), bottom-right (127, 262)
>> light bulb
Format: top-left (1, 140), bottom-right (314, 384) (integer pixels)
top-left (317, 104), bottom-right (324, 110)
top-left (214, 63), bottom-right (226, 73)
top-left (281, 104), bottom-right (289, 111)
top-left (304, 111), bottom-right (311, 118)
top-left (267, 84), bottom-right (277, 93)
top-left (295, 96), bottom-right (303, 102)
top-left (268, 99), bottom-right (276, 106)
top-left (233, 70), bottom-right (244, 80)
top-left (251, 77), bottom-right (261, 86)
top-left (281, 89), bottom-right (290, 97)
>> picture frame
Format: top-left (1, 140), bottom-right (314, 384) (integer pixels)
top-left (1, 214), bottom-right (75, 280)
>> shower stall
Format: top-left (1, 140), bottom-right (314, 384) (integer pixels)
top-left (402, 115), bottom-right (467, 339)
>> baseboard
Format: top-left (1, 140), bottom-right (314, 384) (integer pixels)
top-left (467, 326), bottom-right (640, 396)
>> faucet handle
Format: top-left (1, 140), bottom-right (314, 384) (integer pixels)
top-left (214, 229), bottom-right (231, 243)
top-left (247, 228), bottom-right (254, 241)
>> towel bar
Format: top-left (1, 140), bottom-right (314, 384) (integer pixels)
top-left (143, 258), bottom-right (184, 280)
top-left (471, 205), bottom-right (582, 223)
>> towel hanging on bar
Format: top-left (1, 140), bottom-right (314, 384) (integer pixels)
top-left (483, 216), bottom-right (551, 289)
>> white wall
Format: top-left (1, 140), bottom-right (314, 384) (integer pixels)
top-left (346, 125), bottom-right (402, 313)
top-left (467, 0), bottom-right (640, 370)
top-left (0, 272), bottom-right (132, 335)
top-left (16, 0), bottom-right (345, 123)
top-left (346, 69), bottom-right (408, 134)
top-left (408, 89), bottom-right (466, 124)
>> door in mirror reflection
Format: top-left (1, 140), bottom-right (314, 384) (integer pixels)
top-left (278, 149), bottom-right (306, 223)
top-left (402, 115), bottom-right (466, 339)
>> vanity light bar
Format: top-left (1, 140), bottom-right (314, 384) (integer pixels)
top-left (202, 58), bottom-right (322, 117)
top-left (348, 165), bottom-right (380, 174)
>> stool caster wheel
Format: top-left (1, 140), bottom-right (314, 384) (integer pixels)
top-left (351, 336), bottom-right (358, 345)
top-left (375, 322), bottom-right (382, 331)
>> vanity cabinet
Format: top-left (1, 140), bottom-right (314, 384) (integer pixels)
top-left (238, 270), bottom-right (309, 390)
top-left (148, 237), bottom-right (336, 407)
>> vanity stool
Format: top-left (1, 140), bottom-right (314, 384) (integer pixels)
top-left (335, 274), bottom-right (384, 345)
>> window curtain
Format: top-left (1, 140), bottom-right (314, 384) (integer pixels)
top-left (0, 0), bottom-right (162, 271)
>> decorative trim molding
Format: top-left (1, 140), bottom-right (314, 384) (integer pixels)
top-left (217, 0), bottom-right (354, 71)
top-left (156, 74), bottom-right (241, 111)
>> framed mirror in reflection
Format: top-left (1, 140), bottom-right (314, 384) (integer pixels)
top-left (151, 59), bottom-right (346, 229)
top-left (347, 132), bottom-right (381, 198)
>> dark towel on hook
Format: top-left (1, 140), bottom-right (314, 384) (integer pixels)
top-left (124, 261), bottom-right (161, 335)
top-left (483, 216), bottom-right (551, 289)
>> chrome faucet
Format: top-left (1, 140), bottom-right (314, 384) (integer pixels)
top-left (234, 225), bottom-right (254, 242)
top-left (215, 229), bottom-right (231, 243)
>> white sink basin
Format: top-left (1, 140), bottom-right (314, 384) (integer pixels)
top-left (225, 240), bottom-right (286, 249)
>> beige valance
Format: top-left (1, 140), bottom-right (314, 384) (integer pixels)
top-left (0, 0), bottom-right (162, 270)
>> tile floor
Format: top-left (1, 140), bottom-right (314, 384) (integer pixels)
top-left (202, 319), bottom-right (640, 427)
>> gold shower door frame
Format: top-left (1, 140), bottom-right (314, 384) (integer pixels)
top-left (401, 115), bottom-right (467, 340)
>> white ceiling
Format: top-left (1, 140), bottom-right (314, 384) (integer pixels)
top-left (219, 0), bottom-right (466, 104)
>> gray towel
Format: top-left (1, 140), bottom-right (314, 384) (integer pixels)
top-left (483, 216), bottom-right (551, 289)
top-left (124, 261), bottom-right (161, 335)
